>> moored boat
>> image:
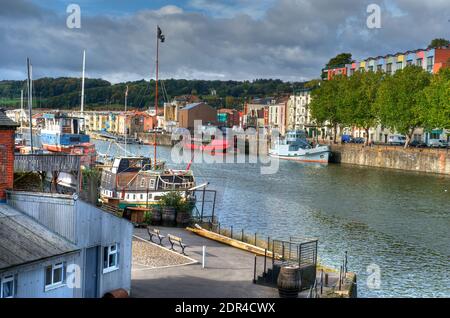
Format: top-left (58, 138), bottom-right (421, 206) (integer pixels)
top-left (269, 130), bottom-right (330, 163)
top-left (99, 156), bottom-right (196, 210)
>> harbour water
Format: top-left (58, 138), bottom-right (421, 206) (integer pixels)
top-left (34, 135), bottom-right (446, 298)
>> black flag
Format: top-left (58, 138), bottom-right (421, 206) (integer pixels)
top-left (157, 26), bottom-right (165, 43)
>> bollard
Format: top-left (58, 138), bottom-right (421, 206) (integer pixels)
top-left (230, 226), bottom-right (233, 239)
top-left (254, 232), bottom-right (257, 246)
top-left (202, 246), bottom-right (206, 269)
top-left (325, 273), bottom-right (329, 286)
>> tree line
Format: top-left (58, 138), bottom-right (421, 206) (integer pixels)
top-left (0, 77), bottom-right (306, 110)
top-left (309, 66), bottom-right (450, 146)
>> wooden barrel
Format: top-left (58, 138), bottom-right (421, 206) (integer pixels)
top-left (103, 288), bottom-right (129, 298)
top-left (151, 207), bottom-right (162, 225)
top-left (162, 207), bottom-right (176, 225)
top-left (176, 210), bottom-right (191, 226)
top-left (277, 265), bottom-right (300, 298)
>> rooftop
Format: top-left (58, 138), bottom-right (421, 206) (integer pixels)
top-left (0, 203), bottom-right (79, 270)
top-left (0, 109), bottom-right (20, 128)
top-left (182, 102), bottom-right (205, 111)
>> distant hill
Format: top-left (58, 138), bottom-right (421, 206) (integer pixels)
top-left (0, 77), bottom-right (306, 110)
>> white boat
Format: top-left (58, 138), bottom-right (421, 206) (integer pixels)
top-left (269, 130), bottom-right (331, 163)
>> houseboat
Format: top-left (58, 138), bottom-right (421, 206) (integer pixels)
top-left (40, 113), bottom-right (96, 166)
top-left (269, 130), bottom-right (331, 163)
top-left (99, 156), bottom-right (196, 210)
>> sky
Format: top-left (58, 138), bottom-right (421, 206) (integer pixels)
top-left (0, 0), bottom-right (449, 83)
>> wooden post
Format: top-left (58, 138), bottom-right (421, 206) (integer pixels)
top-left (230, 226), bottom-right (233, 239)
top-left (254, 232), bottom-right (257, 246)
top-left (241, 229), bottom-right (244, 242)
top-left (253, 255), bottom-right (257, 284)
top-left (263, 249), bottom-right (267, 276)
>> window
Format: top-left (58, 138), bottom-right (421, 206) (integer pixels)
top-left (45, 263), bottom-right (65, 291)
top-left (1, 276), bottom-right (15, 298)
top-left (368, 66), bottom-right (374, 72)
top-left (103, 243), bottom-right (120, 274)
top-left (406, 60), bottom-right (413, 66)
top-left (416, 58), bottom-right (423, 67)
top-left (386, 63), bottom-right (392, 74)
top-left (396, 61), bottom-right (403, 70)
top-left (140, 179), bottom-right (147, 188)
top-left (427, 56), bottom-right (434, 72)
top-left (140, 194), bottom-right (144, 200)
top-left (377, 65), bottom-right (383, 72)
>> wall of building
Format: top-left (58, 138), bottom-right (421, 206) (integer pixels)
top-left (1, 252), bottom-right (83, 298)
top-left (330, 144), bottom-right (450, 175)
top-left (7, 192), bottom-right (133, 297)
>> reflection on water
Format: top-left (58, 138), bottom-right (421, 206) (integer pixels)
top-left (93, 140), bottom-right (449, 297)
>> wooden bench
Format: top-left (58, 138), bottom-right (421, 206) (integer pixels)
top-left (147, 228), bottom-right (165, 245)
top-left (168, 234), bottom-right (187, 255)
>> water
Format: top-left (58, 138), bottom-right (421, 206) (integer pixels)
top-left (97, 140), bottom-right (450, 297)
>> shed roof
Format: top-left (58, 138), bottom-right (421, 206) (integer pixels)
top-left (0, 204), bottom-right (79, 270)
top-left (181, 102), bottom-right (205, 111)
top-left (0, 109), bottom-right (20, 128)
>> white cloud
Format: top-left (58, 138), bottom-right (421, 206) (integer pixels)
top-left (0, 0), bottom-right (448, 83)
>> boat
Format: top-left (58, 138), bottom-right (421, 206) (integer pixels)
top-left (40, 113), bottom-right (96, 167)
top-left (99, 157), bottom-right (196, 209)
top-left (14, 133), bottom-right (27, 153)
top-left (99, 26), bottom-right (199, 211)
top-left (269, 130), bottom-right (331, 163)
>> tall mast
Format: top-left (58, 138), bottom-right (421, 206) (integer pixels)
top-left (124, 85), bottom-right (128, 156)
top-left (153, 25), bottom-right (165, 169)
top-left (27, 58), bottom-right (34, 154)
top-left (154, 26), bottom-right (159, 169)
top-left (81, 49), bottom-right (86, 115)
top-left (20, 89), bottom-right (23, 128)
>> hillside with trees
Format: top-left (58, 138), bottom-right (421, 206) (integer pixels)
top-left (0, 77), bottom-right (306, 110)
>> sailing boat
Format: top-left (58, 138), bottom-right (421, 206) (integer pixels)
top-left (99, 26), bottom-right (198, 210)
top-left (40, 50), bottom-right (96, 167)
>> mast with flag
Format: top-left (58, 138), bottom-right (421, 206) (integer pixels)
top-left (154, 25), bottom-right (165, 169)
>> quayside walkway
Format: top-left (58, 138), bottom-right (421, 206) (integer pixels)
top-left (131, 227), bottom-right (284, 298)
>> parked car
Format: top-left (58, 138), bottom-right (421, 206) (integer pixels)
top-left (352, 137), bottom-right (365, 144)
top-left (409, 140), bottom-right (427, 148)
top-left (388, 135), bottom-right (406, 146)
top-left (427, 139), bottom-right (448, 148)
top-left (341, 135), bottom-right (352, 143)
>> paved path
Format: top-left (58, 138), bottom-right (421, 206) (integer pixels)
top-left (131, 226), bottom-right (280, 298)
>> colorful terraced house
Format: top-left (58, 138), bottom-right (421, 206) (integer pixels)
top-left (324, 45), bottom-right (450, 80)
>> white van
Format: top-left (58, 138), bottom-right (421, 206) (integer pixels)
top-left (388, 134), bottom-right (406, 146)
top-left (427, 139), bottom-right (448, 148)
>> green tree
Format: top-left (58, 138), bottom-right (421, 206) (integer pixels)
top-left (376, 66), bottom-right (431, 147)
top-left (428, 38), bottom-right (450, 49)
top-left (422, 68), bottom-right (450, 129)
top-left (310, 75), bottom-right (347, 142)
top-left (341, 70), bottom-right (383, 145)
top-left (326, 53), bottom-right (352, 69)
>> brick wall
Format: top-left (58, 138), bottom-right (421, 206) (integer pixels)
top-left (0, 129), bottom-right (15, 202)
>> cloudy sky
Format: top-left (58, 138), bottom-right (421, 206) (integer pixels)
top-left (0, 0), bottom-right (449, 83)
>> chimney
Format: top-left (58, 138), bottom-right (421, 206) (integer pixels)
top-left (0, 108), bottom-right (19, 203)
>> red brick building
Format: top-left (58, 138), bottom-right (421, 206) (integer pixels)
top-left (0, 109), bottom-right (19, 202)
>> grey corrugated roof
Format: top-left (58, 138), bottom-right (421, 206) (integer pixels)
top-left (0, 109), bottom-right (19, 128)
top-left (0, 204), bottom-right (79, 270)
top-left (182, 102), bottom-right (204, 111)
